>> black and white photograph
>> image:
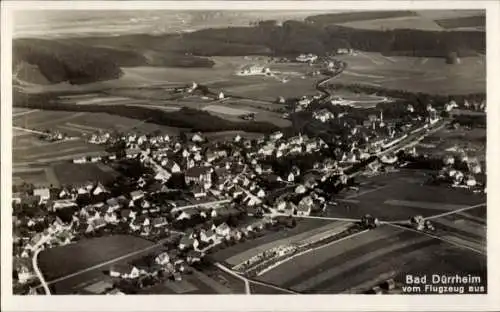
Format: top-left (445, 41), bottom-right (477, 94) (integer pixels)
top-left (1, 1), bottom-right (499, 310)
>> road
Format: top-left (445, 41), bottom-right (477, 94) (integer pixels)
top-left (13, 126), bottom-right (51, 136)
top-left (270, 213), bottom-right (360, 223)
top-left (386, 223), bottom-right (485, 256)
top-left (32, 248), bottom-right (51, 295)
top-left (215, 262), bottom-right (250, 294)
top-left (214, 262), bottom-right (298, 294)
top-left (170, 199), bottom-right (232, 213)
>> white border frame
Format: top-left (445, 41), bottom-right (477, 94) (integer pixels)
top-left (2, 1), bottom-right (499, 311)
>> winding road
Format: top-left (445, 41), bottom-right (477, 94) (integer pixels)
top-left (32, 248), bottom-right (51, 295)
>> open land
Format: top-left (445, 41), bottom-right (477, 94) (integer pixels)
top-left (257, 224), bottom-right (486, 293)
top-left (416, 127), bottom-right (486, 162)
top-left (210, 218), bottom-right (334, 265)
top-left (328, 169), bottom-right (486, 221)
top-left (333, 53), bottom-right (485, 94)
top-left (38, 235), bottom-right (157, 282)
top-left (335, 10), bottom-right (484, 31)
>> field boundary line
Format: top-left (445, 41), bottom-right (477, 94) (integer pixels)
top-left (13, 109), bottom-right (39, 117)
top-left (425, 202), bottom-right (486, 220)
top-left (344, 184), bottom-right (390, 199)
top-left (385, 223), bottom-right (485, 256)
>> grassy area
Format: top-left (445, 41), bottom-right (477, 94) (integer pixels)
top-left (38, 235), bottom-right (156, 281)
top-left (326, 170), bottom-right (486, 221)
top-left (210, 219), bottom-right (333, 264)
top-left (334, 53), bottom-right (485, 94)
top-left (53, 163), bottom-right (118, 187)
top-left (257, 225), bottom-right (485, 293)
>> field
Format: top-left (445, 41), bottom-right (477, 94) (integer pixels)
top-left (333, 52), bottom-right (485, 94)
top-left (210, 218), bottom-right (334, 264)
top-left (13, 110), bottom-right (183, 138)
top-left (38, 235), bottom-right (157, 281)
top-left (53, 163), bottom-right (119, 187)
top-left (417, 127), bottom-right (486, 162)
top-left (225, 221), bottom-right (351, 267)
top-left (257, 225), bottom-right (486, 293)
top-left (202, 104), bottom-right (254, 116)
top-left (328, 169), bottom-right (486, 221)
top-left (334, 10), bottom-right (484, 31)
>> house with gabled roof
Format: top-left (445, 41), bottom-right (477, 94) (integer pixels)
top-left (151, 217), bottom-right (168, 228)
top-left (185, 166), bottom-right (212, 185)
top-left (106, 198), bottom-right (120, 211)
top-left (130, 190), bottom-right (144, 201)
top-left (109, 264), bottom-right (140, 279)
top-left (33, 188), bottom-right (50, 204)
top-left (178, 235), bottom-right (199, 250)
top-left (92, 183), bottom-right (108, 196)
top-left (200, 229), bottom-right (217, 243)
top-left (215, 223), bottom-right (231, 237)
top-left (297, 196), bottom-right (314, 216)
top-left (154, 251), bottom-right (170, 265)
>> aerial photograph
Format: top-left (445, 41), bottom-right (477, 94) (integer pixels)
top-left (11, 9), bottom-right (486, 295)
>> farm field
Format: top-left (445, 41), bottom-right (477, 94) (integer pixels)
top-left (333, 53), bottom-right (485, 94)
top-left (38, 235), bottom-right (158, 282)
top-left (257, 225), bottom-right (486, 293)
top-left (416, 127), bottom-right (486, 161)
top-left (13, 110), bottom-right (184, 137)
top-left (200, 100), bottom-right (291, 128)
top-left (338, 15), bottom-right (444, 31)
top-left (53, 163), bottom-right (119, 187)
top-left (210, 218), bottom-right (334, 264)
top-left (333, 10), bottom-right (484, 31)
top-left (225, 220), bottom-right (351, 267)
top-left (329, 169), bottom-right (486, 222)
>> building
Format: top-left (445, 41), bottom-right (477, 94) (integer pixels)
top-left (185, 166), bottom-right (212, 185)
top-left (313, 109), bottom-right (335, 123)
top-left (109, 264), bottom-right (140, 279)
top-left (296, 53), bottom-right (318, 63)
top-left (130, 190), bottom-right (145, 201)
top-left (154, 252), bottom-right (170, 265)
top-left (48, 199), bottom-right (77, 212)
top-left (178, 235), bottom-right (199, 250)
top-left (297, 196), bottom-right (314, 216)
top-left (215, 223), bottom-right (231, 237)
top-left (33, 188), bottom-right (50, 203)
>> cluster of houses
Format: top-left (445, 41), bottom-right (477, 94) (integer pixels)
top-left (445, 99), bottom-right (487, 113)
top-left (296, 53), bottom-right (318, 63)
top-left (41, 130), bottom-right (71, 142)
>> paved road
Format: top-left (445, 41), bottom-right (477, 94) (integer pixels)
top-left (171, 199), bottom-right (232, 213)
top-left (215, 262), bottom-right (250, 294)
top-left (32, 248), bottom-right (51, 295)
top-left (214, 262), bottom-right (298, 294)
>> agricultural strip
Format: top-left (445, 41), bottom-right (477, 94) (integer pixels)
top-left (225, 221), bottom-right (347, 267)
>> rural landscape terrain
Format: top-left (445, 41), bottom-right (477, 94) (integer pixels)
top-left (12, 9), bottom-right (487, 295)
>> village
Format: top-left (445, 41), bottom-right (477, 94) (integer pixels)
top-left (12, 74), bottom-right (486, 295)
